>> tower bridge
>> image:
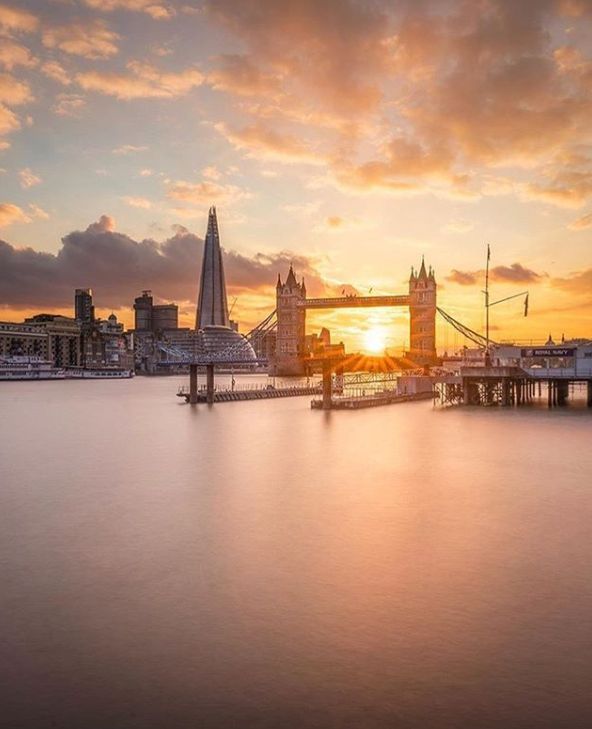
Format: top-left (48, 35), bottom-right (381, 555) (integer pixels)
top-left (299, 295), bottom-right (410, 309)
top-left (274, 260), bottom-right (437, 375)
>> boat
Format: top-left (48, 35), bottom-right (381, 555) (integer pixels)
top-left (0, 356), bottom-right (66, 380)
top-left (64, 368), bottom-right (134, 379)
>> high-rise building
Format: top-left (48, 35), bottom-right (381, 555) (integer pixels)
top-left (133, 291), bottom-right (178, 332)
top-left (196, 206), bottom-right (230, 329)
top-left (133, 291), bottom-right (153, 331)
top-left (152, 304), bottom-right (178, 331)
top-left (193, 206), bottom-right (255, 361)
top-left (74, 288), bottom-right (94, 324)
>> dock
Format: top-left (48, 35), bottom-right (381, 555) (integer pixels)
top-left (178, 384), bottom-right (321, 403)
top-left (311, 391), bottom-right (432, 410)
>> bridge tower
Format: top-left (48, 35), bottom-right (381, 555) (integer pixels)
top-left (275, 265), bottom-right (307, 375)
top-left (408, 258), bottom-right (437, 363)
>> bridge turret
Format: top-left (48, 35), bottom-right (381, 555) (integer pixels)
top-left (408, 257), bottom-right (437, 364)
top-left (274, 266), bottom-right (307, 375)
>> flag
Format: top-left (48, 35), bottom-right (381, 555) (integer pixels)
top-left (487, 244), bottom-right (491, 261)
top-left (524, 293), bottom-right (529, 317)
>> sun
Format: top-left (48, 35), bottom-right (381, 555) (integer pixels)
top-left (364, 327), bottom-right (387, 354)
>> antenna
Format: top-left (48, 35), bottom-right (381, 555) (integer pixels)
top-left (483, 245), bottom-right (530, 351)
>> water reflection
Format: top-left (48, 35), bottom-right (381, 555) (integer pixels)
top-left (1, 377), bottom-right (591, 728)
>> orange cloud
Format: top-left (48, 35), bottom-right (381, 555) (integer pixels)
top-left (0, 4), bottom-right (38, 34)
top-left (41, 60), bottom-right (71, 86)
top-left (0, 202), bottom-right (28, 226)
top-left (214, 121), bottom-right (323, 164)
top-left (83, 0), bottom-right (174, 20)
top-left (201, 0), bottom-right (592, 207)
top-left (0, 72), bottom-right (32, 105)
top-left (43, 20), bottom-right (120, 59)
top-left (334, 136), bottom-right (455, 194)
top-left (525, 169), bottom-right (592, 208)
top-left (0, 103), bottom-right (18, 135)
top-left (121, 195), bottom-right (152, 209)
top-left (446, 263), bottom-right (545, 286)
top-left (77, 61), bottom-right (203, 99)
top-left (568, 212), bottom-right (592, 230)
top-left (52, 93), bottom-right (86, 117)
top-left (166, 180), bottom-right (248, 206)
top-left (208, 54), bottom-right (282, 97)
top-left (0, 39), bottom-right (37, 70)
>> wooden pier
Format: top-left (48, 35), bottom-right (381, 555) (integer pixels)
top-left (311, 391), bottom-right (432, 410)
top-left (434, 366), bottom-right (592, 407)
top-left (178, 382), bottom-right (321, 403)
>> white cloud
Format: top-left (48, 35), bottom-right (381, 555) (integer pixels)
top-left (19, 167), bottom-right (41, 188)
top-left (112, 144), bottom-right (148, 155)
top-left (121, 195), bottom-right (152, 209)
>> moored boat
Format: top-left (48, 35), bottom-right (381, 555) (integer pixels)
top-left (0, 356), bottom-right (66, 380)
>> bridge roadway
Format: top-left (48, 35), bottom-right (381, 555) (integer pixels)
top-left (299, 295), bottom-right (410, 309)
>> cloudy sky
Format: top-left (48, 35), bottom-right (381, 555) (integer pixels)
top-left (1, 0), bottom-right (592, 351)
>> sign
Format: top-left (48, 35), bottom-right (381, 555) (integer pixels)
top-left (520, 348), bottom-right (575, 358)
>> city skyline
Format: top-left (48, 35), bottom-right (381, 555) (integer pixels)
top-left (2, 1), bottom-right (592, 351)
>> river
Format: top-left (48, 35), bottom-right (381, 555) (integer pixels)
top-left (1, 376), bottom-right (591, 728)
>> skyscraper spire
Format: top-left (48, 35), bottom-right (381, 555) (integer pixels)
top-left (196, 206), bottom-right (230, 329)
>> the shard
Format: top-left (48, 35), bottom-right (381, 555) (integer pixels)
top-left (196, 206), bottom-right (229, 329)
top-left (193, 206), bottom-right (256, 362)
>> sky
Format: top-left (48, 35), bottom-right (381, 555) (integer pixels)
top-left (1, 0), bottom-right (592, 353)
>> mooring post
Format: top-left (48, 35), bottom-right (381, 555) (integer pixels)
top-left (501, 378), bottom-right (510, 406)
top-left (206, 363), bottom-right (215, 405)
top-left (322, 359), bottom-right (332, 410)
top-left (189, 364), bottom-right (198, 404)
top-left (587, 381), bottom-right (592, 408)
top-left (462, 378), bottom-right (470, 405)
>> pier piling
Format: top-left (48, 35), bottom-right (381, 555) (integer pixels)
top-left (189, 364), bottom-right (198, 404)
top-left (206, 364), bottom-right (215, 405)
top-left (322, 360), bottom-right (332, 410)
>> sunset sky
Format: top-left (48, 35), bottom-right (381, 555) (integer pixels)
top-left (1, 0), bottom-right (592, 352)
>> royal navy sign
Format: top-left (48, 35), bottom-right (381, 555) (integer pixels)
top-left (521, 348), bottom-right (575, 357)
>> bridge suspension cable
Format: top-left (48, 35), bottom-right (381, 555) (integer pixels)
top-left (244, 309), bottom-right (277, 342)
top-left (436, 307), bottom-right (497, 348)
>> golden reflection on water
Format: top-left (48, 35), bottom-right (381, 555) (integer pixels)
top-left (1, 376), bottom-right (591, 728)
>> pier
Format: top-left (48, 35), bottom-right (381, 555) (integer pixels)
top-left (177, 379), bottom-right (321, 403)
top-left (434, 345), bottom-right (592, 407)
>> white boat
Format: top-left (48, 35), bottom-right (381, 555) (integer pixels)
top-left (0, 356), bottom-right (66, 380)
top-left (64, 368), bottom-right (134, 379)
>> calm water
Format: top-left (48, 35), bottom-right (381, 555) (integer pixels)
top-left (1, 377), bottom-right (592, 729)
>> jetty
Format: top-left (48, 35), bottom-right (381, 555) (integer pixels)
top-left (177, 383), bottom-right (321, 403)
top-left (311, 390), bottom-right (432, 410)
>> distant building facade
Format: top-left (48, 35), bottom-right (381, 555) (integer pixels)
top-left (83, 313), bottom-right (134, 370)
top-left (133, 290), bottom-right (179, 333)
top-left (131, 290), bottom-right (181, 372)
top-left (23, 314), bottom-right (82, 367)
top-left (0, 321), bottom-right (48, 359)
